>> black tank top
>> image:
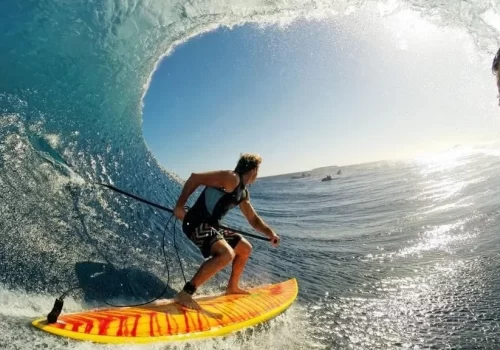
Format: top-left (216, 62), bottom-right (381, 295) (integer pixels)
top-left (183, 173), bottom-right (248, 232)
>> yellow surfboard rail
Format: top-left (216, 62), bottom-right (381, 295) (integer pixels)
top-left (32, 278), bottom-right (298, 344)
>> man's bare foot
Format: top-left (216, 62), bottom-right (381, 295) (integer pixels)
top-left (174, 291), bottom-right (201, 310)
top-left (226, 286), bottom-right (250, 295)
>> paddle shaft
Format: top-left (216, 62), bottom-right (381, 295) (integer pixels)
top-left (96, 183), bottom-right (271, 242)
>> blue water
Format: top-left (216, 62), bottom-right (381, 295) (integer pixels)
top-left (257, 150), bottom-right (500, 348)
top-left (2, 0), bottom-right (500, 349)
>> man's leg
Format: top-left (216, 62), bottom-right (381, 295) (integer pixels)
top-left (174, 239), bottom-right (235, 309)
top-left (226, 238), bottom-right (252, 294)
top-left (191, 239), bottom-right (235, 287)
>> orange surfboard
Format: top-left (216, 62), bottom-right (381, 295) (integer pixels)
top-left (32, 279), bottom-right (298, 344)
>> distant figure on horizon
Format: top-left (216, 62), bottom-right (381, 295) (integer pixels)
top-left (321, 175), bottom-right (333, 182)
top-left (173, 153), bottom-right (280, 309)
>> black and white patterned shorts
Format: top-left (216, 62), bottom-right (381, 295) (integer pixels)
top-left (185, 223), bottom-right (242, 258)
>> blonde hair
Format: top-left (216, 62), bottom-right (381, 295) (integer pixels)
top-left (235, 153), bottom-right (262, 173)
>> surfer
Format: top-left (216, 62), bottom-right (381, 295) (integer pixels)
top-left (173, 153), bottom-right (280, 309)
top-left (492, 48), bottom-right (500, 106)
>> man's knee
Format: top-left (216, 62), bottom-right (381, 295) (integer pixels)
top-left (212, 241), bottom-right (236, 264)
top-left (221, 246), bottom-right (236, 264)
top-left (237, 238), bottom-right (252, 257)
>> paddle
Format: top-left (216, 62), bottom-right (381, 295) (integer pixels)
top-left (96, 183), bottom-right (271, 242)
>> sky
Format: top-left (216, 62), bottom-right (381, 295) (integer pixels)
top-left (142, 8), bottom-right (500, 179)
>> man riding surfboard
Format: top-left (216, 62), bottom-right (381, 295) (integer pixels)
top-left (173, 153), bottom-right (280, 309)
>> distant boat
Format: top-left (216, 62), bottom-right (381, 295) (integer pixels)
top-left (291, 172), bottom-right (311, 179)
top-left (321, 175), bottom-right (333, 182)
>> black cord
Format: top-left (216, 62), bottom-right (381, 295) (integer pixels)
top-left (173, 218), bottom-right (187, 284)
top-left (50, 213), bottom-right (177, 320)
top-left (102, 213), bottom-right (175, 307)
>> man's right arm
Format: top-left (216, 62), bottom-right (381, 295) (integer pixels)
top-left (175, 174), bottom-right (200, 212)
top-left (174, 170), bottom-right (240, 220)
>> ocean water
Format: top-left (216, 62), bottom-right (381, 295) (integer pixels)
top-left (2, 0), bottom-right (500, 349)
top-left (256, 148), bottom-right (500, 349)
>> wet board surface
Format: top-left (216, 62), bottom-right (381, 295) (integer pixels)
top-left (32, 278), bottom-right (298, 344)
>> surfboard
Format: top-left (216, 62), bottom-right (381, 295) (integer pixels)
top-left (32, 278), bottom-right (298, 344)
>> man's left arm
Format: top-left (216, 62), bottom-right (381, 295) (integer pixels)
top-left (239, 199), bottom-right (280, 246)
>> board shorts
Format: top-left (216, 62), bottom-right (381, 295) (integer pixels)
top-left (184, 223), bottom-right (242, 258)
